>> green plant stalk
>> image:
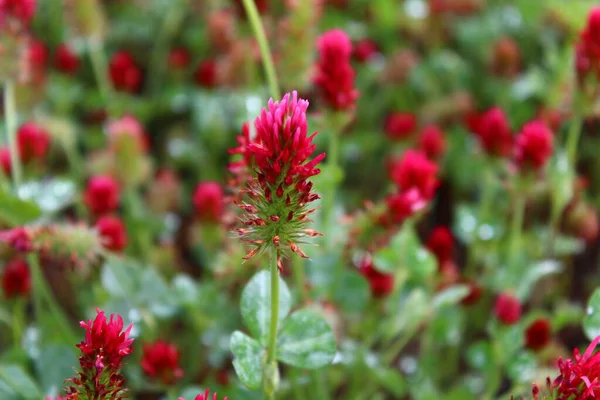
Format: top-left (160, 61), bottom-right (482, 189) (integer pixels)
top-left (240, 0), bottom-right (280, 100)
top-left (313, 371), bottom-right (330, 400)
top-left (508, 194), bottom-right (525, 277)
top-left (27, 253), bottom-right (77, 345)
top-left (148, 0), bottom-right (186, 95)
top-left (124, 188), bottom-right (152, 262)
top-left (4, 81), bottom-right (23, 190)
top-left (465, 168), bottom-right (495, 276)
top-left (566, 94), bottom-right (583, 168)
top-left (64, 142), bottom-right (88, 219)
top-left (267, 249), bottom-right (280, 364)
top-left (12, 298), bottom-right (25, 348)
top-left (87, 37), bottom-right (113, 106)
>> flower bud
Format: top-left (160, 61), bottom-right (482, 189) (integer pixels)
top-left (494, 292), bottom-right (521, 325)
top-left (84, 175), bottom-right (120, 215)
top-left (2, 257), bottom-right (30, 298)
top-left (95, 215), bottom-right (128, 252)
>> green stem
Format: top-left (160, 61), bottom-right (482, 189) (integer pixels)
top-left (313, 371), bottom-right (330, 400)
top-left (240, 0), bottom-right (280, 99)
top-left (27, 254), bottom-right (77, 345)
top-left (267, 249), bottom-right (280, 363)
top-left (64, 142), bottom-right (88, 219)
top-left (87, 37), bottom-right (113, 106)
top-left (124, 188), bottom-right (152, 261)
top-left (465, 168), bottom-right (495, 276)
top-left (11, 298), bottom-right (25, 348)
top-left (148, 0), bottom-right (186, 95)
top-left (508, 195), bottom-right (525, 277)
top-left (4, 81), bottom-right (22, 191)
top-left (566, 97), bottom-right (583, 168)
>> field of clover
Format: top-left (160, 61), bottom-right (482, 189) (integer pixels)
top-left (4, 0), bottom-right (600, 399)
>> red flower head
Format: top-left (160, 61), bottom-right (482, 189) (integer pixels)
top-left (17, 122), bottom-right (50, 163)
top-left (384, 112), bottom-right (418, 141)
top-left (426, 226), bottom-right (454, 264)
top-left (141, 340), bottom-right (184, 385)
top-left (95, 215), bottom-right (127, 252)
top-left (2, 258), bottom-right (30, 298)
top-left (179, 389), bottom-right (228, 400)
top-left (168, 47), bottom-right (191, 70)
top-left (193, 181), bottom-right (224, 223)
top-left (418, 124), bottom-right (446, 159)
top-left (581, 7), bottom-right (600, 59)
top-left (0, 0), bottom-right (36, 26)
top-left (67, 309), bottom-right (133, 400)
top-left (109, 51), bottom-right (142, 93)
top-left (494, 292), bottom-right (521, 325)
top-left (353, 39), bottom-right (379, 63)
top-left (84, 175), bottom-right (120, 215)
top-left (28, 38), bottom-right (47, 69)
top-left (54, 43), bottom-right (80, 74)
top-left (314, 29), bottom-right (359, 111)
top-left (385, 188), bottom-right (427, 224)
top-left (514, 120), bottom-right (554, 171)
top-left (525, 318), bottom-right (551, 351)
top-left (194, 60), bottom-right (217, 88)
top-left (472, 107), bottom-right (513, 157)
top-left (359, 255), bottom-right (394, 297)
top-left (230, 91), bottom-right (325, 261)
top-left (0, 146), bottom-right (12, 176)
top-left (107, 114), bottom-right (148, 153)
top-left (552, 335), bottom-right (600, 399)
top-left (389, 150), bottom-right (439, 200)
top-left (460, 279), bottom-right (483, 306)
top-left (576, 41), bottom-right (594, 82)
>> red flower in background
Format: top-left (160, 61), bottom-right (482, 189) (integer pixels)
top-left (525, 318), bottom-right (551, 351)
top-left (384, 112), bottom-right (417, 141)
top-left (359, 255), bottom-right (394, 297)
top-left (0, 0), bottom-right (36, 26)
top-left (168, 47), bottom-right (191, 70)
top-left (353, 39), bottom-right (379, 63)
top-left (17, 122), bottom-right (50, 163)
top-left (514, 120), bottom-right (554, 171)
top-left (581, 7), bottom-right (600, 59)
top-left (84, 175), bottom-right (120, 215)
top-left (314, 29), bottom-right (359, 111)
top-left (109, 51), bottom-right (142, 93)
top-left (183, 388), bottom-right (228, 400)
top-left (426, 226), bottom-right (454, 264)
top-left (194, 60), bottom-right (217, 88)
top-left (494, 292), bottom-right (521, 325)
top-left (418, 124), bottom-right (446, 159)
top-left (95, 215), bottom-right (128, 252)
top-left (107, 114), bottom-right (148, 153)
top-left (385, 188), bottom-right (427, 224)
top-left (193, 181), bottom-right (224, 223)
top-left (1, 258), bottom-right (30, 298)
top-left (141, 340), bottom-right (184, 384)
top-left (389, 150), bottom-right (438, 200)
top-left (460, 280), bottom-right (483, 306)
top-left (471, 107), bottom-right (513, 157)
top-left (54, 44), bottom-right (80, 74)
top-left (0, 146), bottom-right (12, 176)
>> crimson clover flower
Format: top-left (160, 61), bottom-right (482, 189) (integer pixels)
top-left (229, 91), bottom-right (325, 264)
top-left (66, 309), bottom-right (134, 400)
top-left (178, 388), bottom-right (228, 400)
top-left (141, 340), bottom-right (184, 385)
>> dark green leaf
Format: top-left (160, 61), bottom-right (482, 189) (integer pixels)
top-left (584, 288), bottom-right (600, 341)
top-left (0, 186), bottom-right (42, 226)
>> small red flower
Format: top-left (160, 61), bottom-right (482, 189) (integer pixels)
top-left (385, 188), bottom-right (427, 224)
top-left (54, 43), bottom-right (80, 74)
top-left (552, 335), bottom-right (600, 399)
top-left (95, 215), bottom-right (127, 252)
top-left (581, 7), bottom-right (600, 59)
top-left (2, 258), bottom-right (30, 298)
top-left (525, 318), bottom-right (551, 351)
top-left (494, 292), bottom-right (521, 325)
top-left (107, 114), bottom-right (148, 153)
top-left (471, 107), bottom-right (513, 157)
top-left (17, 122), bottom-right (50, 163)
top-left (384, 112), bottom-right (418, 141)
top-left (0, 0), bottom-right (36, 26)
top-left (181, 388), bottom-right (228, 400)
top-left (28, 38), bottom-right (48, 70)
top-left (460, 280), bottom-right (483, 306)
top-left (168, 47), bottom-right (191, 70)
top-left (84, 175), bottom-right (120, 215)
top-left (353, 39), bottom-right (379, 63)
top-left (514, 120), bottom-right (554, 171)
top-left (314, 29), bottom-right (359, 111)
top-left (359, 255), bottom-right (394, 297)
top-left (194, 60), bottom-right (217, 88)
top-left (388, 150), bottom-right (439, 200)
top-left (193, 181), bottom-right (224, 223)
top-left (67, 309), bottom-right (134, 400)
top-left (418, 124), bottom-right (446, 159)
top-left (426, 226), bottom-right (454, 264)
top-left (109, 51), bottom-right (142, 93)
top-left (141, 340), bottom-right (184, 385)
top-left (0, 146), bottom-right (12, 176)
